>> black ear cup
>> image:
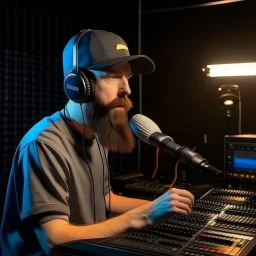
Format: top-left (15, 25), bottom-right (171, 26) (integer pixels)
top-left (79, 69), bottom-right (95, 103)
top-left (63, 69), bottom-right (94, 103)
top-left (63, 29), bottom-right (94, 103)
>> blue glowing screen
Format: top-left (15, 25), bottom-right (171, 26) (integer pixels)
top-left (233, 151), bottom-right (256, 171)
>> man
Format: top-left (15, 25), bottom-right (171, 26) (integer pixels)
top-left (0, 29), bottom-right (194, 255)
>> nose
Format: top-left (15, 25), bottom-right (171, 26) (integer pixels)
top-left (118, 76), bottom-right (131, 97)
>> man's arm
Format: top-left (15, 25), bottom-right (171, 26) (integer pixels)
top-left (41, 201), bottom-right (155, 248)
top-left (41, 188), bottom-right (194, 249)
top-left (41, 194), bottom-right (151, 248)
top-left (41, 213), bottom-right (137, 248)
top-left (105, 191), bottom-right (151, 214)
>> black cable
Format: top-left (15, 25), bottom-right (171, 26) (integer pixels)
top-left (95, 136), bottom-right (106, 217)
top-left (64, 105), bottom-right (113, 220)
top-left (95, 136), bottom-right (113, 218)
top-left (79, 104), bottom-right (96, 223)
top-left (63, 105), bottom-right (96, 223)
top-left (102, 147), bottom-right (113, 217)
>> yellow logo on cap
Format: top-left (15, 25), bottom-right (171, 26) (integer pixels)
top-left (116, 44), bottom-right (128, 50)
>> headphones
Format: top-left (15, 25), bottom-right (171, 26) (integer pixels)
top-left (63, 29), bottom-right (95, 103)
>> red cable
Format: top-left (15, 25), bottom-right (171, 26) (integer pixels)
top-left (151, 148), bottom-right (179, 189)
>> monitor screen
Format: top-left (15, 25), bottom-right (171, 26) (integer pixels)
top-left (233, 150), bottom-right (256, 171)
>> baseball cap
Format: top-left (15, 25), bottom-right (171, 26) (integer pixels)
top-left (63, 29), bottom-right (155, 77)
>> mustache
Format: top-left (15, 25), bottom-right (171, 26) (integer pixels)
top-left (105, 97), bottom-right (133, 112)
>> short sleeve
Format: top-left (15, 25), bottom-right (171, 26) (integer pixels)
top-left (15, 140), bottom-right (70, 221)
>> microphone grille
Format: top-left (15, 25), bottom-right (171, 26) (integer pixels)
top-left (130, 114), bottom-right (162, 143)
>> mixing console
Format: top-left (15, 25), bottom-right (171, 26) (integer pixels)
top-left (60, 187), bottom-right (256, 256)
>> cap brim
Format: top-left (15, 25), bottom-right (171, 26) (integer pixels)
top-left (87, 55), bottom-right (155, 75)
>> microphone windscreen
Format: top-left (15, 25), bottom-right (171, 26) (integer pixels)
top-left (130, 114), bottom-right (162, 143)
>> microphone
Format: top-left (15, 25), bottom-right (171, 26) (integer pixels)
top-left (130, 114), bottom-right (223, 177)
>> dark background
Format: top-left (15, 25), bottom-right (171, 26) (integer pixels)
top-left (1, 0), bottom-right (256, 221)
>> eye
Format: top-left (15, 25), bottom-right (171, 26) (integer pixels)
top-left (105, 74), bottom-right (120, 80)
top-left (110, 75), bottom-right (120, 79)
top-left (105, 74), bottom-right (132, 80)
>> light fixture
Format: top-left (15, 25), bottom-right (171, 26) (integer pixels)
top-left (202, 62), bottom-right (256, 77)
top-left (218, 84), bottom-right (241, 135)
top-left (218, 85), bottom-right (239, 107)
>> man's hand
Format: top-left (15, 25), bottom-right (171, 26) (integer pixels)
top-left (124, 188), bottom-right (194, 229)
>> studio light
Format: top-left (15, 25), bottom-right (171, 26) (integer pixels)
top-left (202, 62), bottom-right (256, 77)
top-left (218, 84), bottom-right (241, 135)
top-left (218, 85), bottom-right (239, 107)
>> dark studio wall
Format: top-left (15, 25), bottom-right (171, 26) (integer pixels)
top-left (0, 1), bottom-right (140, 221)
top-left (139, 1), bottom-right (256, 185)
top-left (1, 0), bottom-right (255, 222)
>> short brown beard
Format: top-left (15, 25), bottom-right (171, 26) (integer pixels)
top-left (86, 97), bottom-right (135, 153)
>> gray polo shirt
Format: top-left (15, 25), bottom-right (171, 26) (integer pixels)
top-left (0, 110), bottom-right (110, 255)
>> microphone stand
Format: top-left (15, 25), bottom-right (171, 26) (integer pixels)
top-left (180, 166), bottom-right (190, 190)
top-left (179, 146), bottom-right (197, 189)
top-left (225, 109), bottom-right (231, 135)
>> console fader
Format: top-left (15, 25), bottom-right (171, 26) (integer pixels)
top-left (62, 188), bottom-right (256, 256)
